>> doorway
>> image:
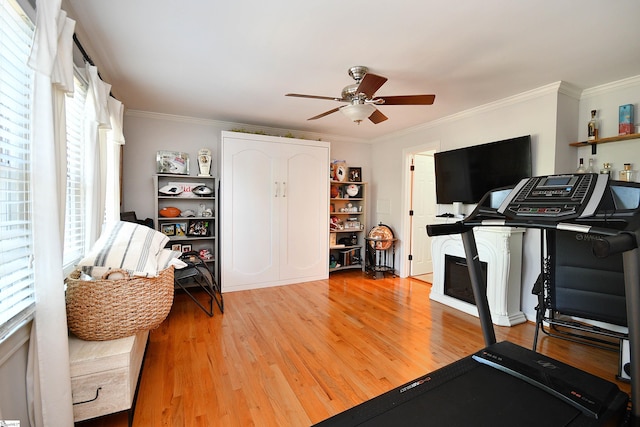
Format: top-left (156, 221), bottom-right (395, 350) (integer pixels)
top-left (401, 143), bottom-right (439, 280)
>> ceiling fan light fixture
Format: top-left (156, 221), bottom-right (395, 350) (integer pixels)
top-left (340, 103), bottom-right (375, 124)
top-left (287, 66), bottom-right (435, 124)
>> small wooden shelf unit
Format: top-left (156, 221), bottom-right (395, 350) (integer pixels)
top-left (330, 181), bottom-right (367, 272)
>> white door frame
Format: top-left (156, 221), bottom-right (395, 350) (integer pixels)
top-left (400, 140), bottom-right (440, 277)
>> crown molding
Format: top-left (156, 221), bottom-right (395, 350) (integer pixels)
top-left (580, 75), bottom-right (640, 99)
top-left (125, 109), bottom-right (223, 126)
top-left (374, 82), bottom-right (564, 142)
top-left (124, 109), bottom-right (368, 144)
top-left (558, 81), bottom-right (583, 100)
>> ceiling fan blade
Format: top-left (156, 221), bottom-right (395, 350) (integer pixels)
top-left (356, 73), bottom-right (388, 98)
top-left (286, 93), bottom-right (342, 101)
top-left (308, 107), bottom-right (340, 121)
top-left (368, 108), bottom-right (388, 124)
top-left (377, 94), bottom-right (436, 105)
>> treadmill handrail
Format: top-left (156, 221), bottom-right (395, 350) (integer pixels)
top-left (593, 232), bottom-right (639, 258)
top-left (427, 219), bottom-right (627, 237)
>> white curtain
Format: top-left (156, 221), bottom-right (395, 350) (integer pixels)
top-left (105, 97), bottom-right (126, 223)
top-left (83, 64), bottom-right (113, 246)
top-left (26, 1), bottom-right (75, 426)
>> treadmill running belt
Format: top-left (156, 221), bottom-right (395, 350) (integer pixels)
top-left (314, 342), bottom-right (628, 427)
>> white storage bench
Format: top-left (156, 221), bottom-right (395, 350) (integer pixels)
top-left (68, 330), bottom-right (148, 424)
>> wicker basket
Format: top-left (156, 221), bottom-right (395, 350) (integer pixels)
top-left (65, 266), bottom-right (175, 341)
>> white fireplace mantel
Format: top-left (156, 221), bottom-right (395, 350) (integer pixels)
top-left (430, 225), bottom-right (526, 326)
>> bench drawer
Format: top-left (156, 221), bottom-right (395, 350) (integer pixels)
top-left (69, 330), bottom-right (148, 422)
top-left (71, 367), bottom-right (129, 421)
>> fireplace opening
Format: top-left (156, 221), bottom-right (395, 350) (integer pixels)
top-left (444, 254), bottom-right (488, 305)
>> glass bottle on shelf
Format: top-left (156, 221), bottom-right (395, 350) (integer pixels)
top-left (600, 163), bottom-right (612, 176)
top-left (585, 158), bottom-right (596, 173)
top-left (587, 109), bottom-right (598, 141)
top-left (576, 158), bottom-right (586, 173)
top-left (620, 163), bottom-right (634, 182)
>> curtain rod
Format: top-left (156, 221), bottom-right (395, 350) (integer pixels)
top-left (72, 33), bottom-right (95, 67)
top-left (72, 33), bottom-right (118, 100)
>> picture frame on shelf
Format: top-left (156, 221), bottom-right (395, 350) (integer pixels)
top-left (175, 222), bottom-right (187, 236)
top-left (187, 219), bottom-right (210, 237)
top-left (171, 243), bottom-right (182, 251)
top-left (348, 167), bottom-right (362, 182)
top-left (181, 244), bottom-right (192, 252)
top-left (157, 150), bottom-right (190, 175)
top-left (344, 220), bottom-right (361, 230)
top-left (161, 223), bottom-right (176, 236)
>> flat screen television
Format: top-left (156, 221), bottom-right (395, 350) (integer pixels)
top-left (434, 135), bottom-right (532, 204)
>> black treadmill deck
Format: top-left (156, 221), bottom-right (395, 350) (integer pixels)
top-left (313, 342), bottom-right (628, 427)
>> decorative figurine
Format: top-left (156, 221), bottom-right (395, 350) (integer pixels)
top-left (197, 148), bottom-right (212, 176)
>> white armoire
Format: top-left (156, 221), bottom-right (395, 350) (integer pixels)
top-left (221, 131), bottom-right (330, 292)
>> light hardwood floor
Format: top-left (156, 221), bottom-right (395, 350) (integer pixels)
top-left (78, 271), bottom-right (629, 427)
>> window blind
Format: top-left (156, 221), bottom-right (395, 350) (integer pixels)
top-left (0, 0), bottom-right (35, 340)
top-left (63, 75), bottom-right (88, 273)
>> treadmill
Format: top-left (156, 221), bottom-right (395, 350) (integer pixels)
top-left (313, 174), bottom-right (640, 426)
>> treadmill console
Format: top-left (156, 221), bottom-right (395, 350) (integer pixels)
top-left (497, 173), bottom-right (609, 220)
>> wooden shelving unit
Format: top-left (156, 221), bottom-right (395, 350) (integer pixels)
top-left (153, 174), bottom-right (216, 275)
top-left (329, 181), bottom-right (367, 272)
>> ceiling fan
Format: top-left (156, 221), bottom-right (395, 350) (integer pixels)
top-left (286, 66), bottom-right (435, 124)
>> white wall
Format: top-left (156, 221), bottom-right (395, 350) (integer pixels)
top-left (329, 142), bottom-right (372, 186)
top-left (0, 323), bottom-right (30, 424)
top-left (575, 76), bottom-right (640, 177)
top-left (554, 84), bottom-right (582, 172)
top-left (369, 83), bottom-right (563, 281)
top-left (122, 111), bottom-right (371, 220)
top-left (123, 112), bottom-right (221, 220)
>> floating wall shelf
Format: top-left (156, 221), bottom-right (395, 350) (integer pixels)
top-left (569, 133), bottom-right (640, 154)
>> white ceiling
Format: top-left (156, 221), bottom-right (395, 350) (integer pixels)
top-left (64, 0), bottom-right (640, 141)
